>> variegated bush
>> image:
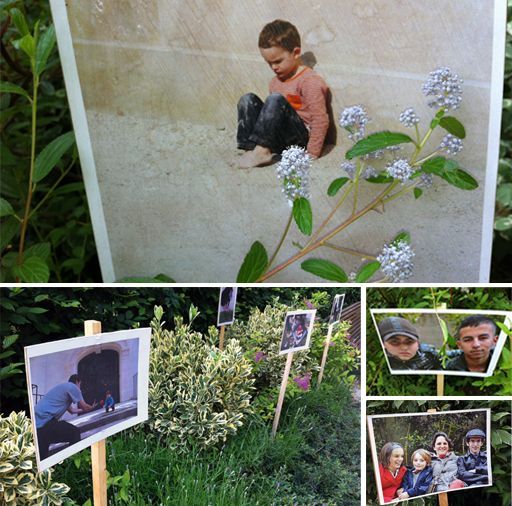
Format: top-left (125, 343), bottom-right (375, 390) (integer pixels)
top-left (0, 411), bottom-right (72, 505)
top-left (148, 306), bottom-right (254, 452)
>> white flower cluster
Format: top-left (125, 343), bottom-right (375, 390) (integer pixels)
top-left (377, 240), bottom-right (415, 282)
top-left (399, 108), bottom-right (420, 127)
top-left (339, 105), bottom-right (368, 141)
top-left (276, 145), bottom-right (311, 202)
top-left (439, 134), bottom-right (463, 155)
top-left (341, 161), bottom-right (357, 179)
top-left (422, 67), bottom-right (463, 110)
top-left (363, 166), bottom-right (378, 179)
top-left (417, 172), bottom-right (434, 189)
top-left (386, 158), bottom-right (413, 183)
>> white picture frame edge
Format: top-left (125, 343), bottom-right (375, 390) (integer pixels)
top-left (24, 327), bottom-right (151, 472)
top-left (48, 0), bottom-right (508, 283)
top-left (369, 308), bottom-right (512, 377)
top-left (367, 408), bottom-right (492, 506)
top-left (279, 308), bottom-right (317, 355)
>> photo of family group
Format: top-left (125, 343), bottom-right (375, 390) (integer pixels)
top-left (368, 409), bottom-right (492, 505)
top-left (370, 309), bottom-right (512, 376)
top-left (25, 328), bottom-right (151, 471)
top-left (279, 309), bottom-right (316, 354)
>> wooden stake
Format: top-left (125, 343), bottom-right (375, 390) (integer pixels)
top-left (84, 320), bottom-right (107, 506)
top-left (427, 408), bottom-right (449, 506)
top-left (436, 374), bottom-right (445, 396)
top-left (317, 324), bottom-right (333, 387)
top-left (219, 325), bottom-right (225, 351)
top-left (272, 352), bottom-right (293, 438)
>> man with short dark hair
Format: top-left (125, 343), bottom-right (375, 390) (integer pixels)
top-left (456, 429), bottom-right (488, 486)
top-left (445, 316), bottom-right (499, 372)
top-left (35, 374), bottom-right (97, 460)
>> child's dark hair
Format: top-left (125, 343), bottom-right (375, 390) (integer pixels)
top-left (457, 315), bottom-right (497, 339)
top-left (258, 20), bottom-right (300, 52)
top-left (68, 374), bottom-right (80, 384)
top-left (379, 442), bottom-right (403, 468)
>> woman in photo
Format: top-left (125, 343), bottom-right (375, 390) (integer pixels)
top-left (430, 432), bottom-right (464, 492)
top-left (378, 442), bottom-right (407, 502)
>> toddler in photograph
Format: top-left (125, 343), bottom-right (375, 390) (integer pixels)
top-left (397, 448), bottom-right (434, 499)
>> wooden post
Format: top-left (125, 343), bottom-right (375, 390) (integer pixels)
top-left (219, 325), bottom-right (225, 351)
top-left (271, 352), bottom-right (293, 438)
top-left (317, 324), bottom-right (333, 387)
top-left (84, 320), bottom-right (107, 506)
top-left (427, 408), bottom-right (449, 506)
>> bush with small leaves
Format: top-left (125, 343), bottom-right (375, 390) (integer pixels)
top-left (148, 306), bottom-right (254, 452)
top-left (0, 411), bottom-right (72, 505)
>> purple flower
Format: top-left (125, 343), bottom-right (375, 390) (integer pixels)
top-left (254, 351), bottom-right (267, 363)
top-left (293, 373), bottom-right (312, 391)
top-left (304, 299), bottom-right (315, 309)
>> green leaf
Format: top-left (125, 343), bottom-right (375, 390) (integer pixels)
top-left (0, 217), bottom-right (18, 250)
top-left (0, 82), bottom-right (31, 101)
top-left (301, 259), bottom-right (348, 282)
top-left (496, 183), bottom-right (512, 207)
top-left (237, 241), bottom-right (268, 282)
top-left (414, 188), bottom-right (423, 199)
top-left (439, 116), bottom-right (466, 139)
top-left (421, 156), bottom-right (450, 176)
top-left (430, 108), bottom-right (446, 129)
top-left (365, 173), bottom-right (394, 184)
top-left (35, 25), bottom-right (56, 76)
top-left (440, 168), bottom-right (479, 190)
top-left (12, 256), bottom-right (50, 282)
top-left (292, 197), bottom-right (312, 235)
top-left (3, 334), bottom-right (19, 349)
top-left (0, 197), bottom-right (16, 217)
top-left (9, 8), bottom-right (30, 36)
top-left (495, 216), bottom-right (512, 231)
top-left (327, 177), bottom-right (349, 196)
top-left (24, 242), bottom-right (51, 262)
top-left (355, 261), bottom-right (380, 282)
top-left (346, 131), bottom-right (415, 160)
top-left (392, 231), bottom-right (411, 245)
top-left (34, 131), bottom-right (75, 183)
top-left (17, 33), bottom-right (36, 60)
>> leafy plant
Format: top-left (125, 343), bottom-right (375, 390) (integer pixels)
top-left (0, 411), bottom-right (73, 505)
top-left (147, 306), bottom-right (255, 451)
top-left (238, 68), bottom-right (477, 282)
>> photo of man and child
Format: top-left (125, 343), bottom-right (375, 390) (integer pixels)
top-left (280, 310), bottom-right (316, 354)
top-left (25, 329), bottom-right (150, 471)
top-left (368, 409), bottom-right (491, 504)
top-left (370, 310), bottom-right (511, 376)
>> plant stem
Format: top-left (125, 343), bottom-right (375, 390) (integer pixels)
top-left (352, 160), bottom-right (363, 215)
top-left (323, 242), bottom-right (376, 260)
top-left (257, 181), bottom-right (399, 281)
top-left (381, 184), bottom-right (416, 205)
top-left (17, 73), bottom-right (39, 270)
top-left (413, 150), bottom-right (440, 167)
top-left (306, 182), bottom-right (354, 247)
top-left (267, 210), bottom-right (293, 269)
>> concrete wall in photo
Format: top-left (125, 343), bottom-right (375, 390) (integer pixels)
top-left (30, 338), bottom-right (139, 421)
top-left (64, 0), bottom-right (499, 281)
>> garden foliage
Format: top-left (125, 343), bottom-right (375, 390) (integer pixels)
top-left (148, 306), bottom-right (254, 451)
top-left (0, 411), bottom-right (72, 505)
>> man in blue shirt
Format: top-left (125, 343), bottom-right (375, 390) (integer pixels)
top-left (35, 374), bottom-right (97, 460)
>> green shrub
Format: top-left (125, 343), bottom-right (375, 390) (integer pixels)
top-left (0, 411), bottom-right (72, 505)
top-left (148, 306), bottom-right (254, 451)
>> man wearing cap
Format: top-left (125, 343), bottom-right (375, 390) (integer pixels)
top-left (377, 316), bottom-right (441, 370)
top-left (445, 316), bottom-right (499, 373)
top-left (456, 429), bottom-right (488, 487)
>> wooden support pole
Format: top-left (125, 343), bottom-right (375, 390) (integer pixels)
top-left (219, 325), bottom-right (225, 351)
top-left (272, 352), bottom-right (293, 438)
top-left (84, 320), bottom-right (107, 506)
top-left (317, 324), bottom-right (333, 387)
top-left (427, 408), bottom-right (449, 506)
top-left (436, 374), bottom-right (445, 396)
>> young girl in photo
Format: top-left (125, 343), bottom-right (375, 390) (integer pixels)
top-left (397, 448), bottom-right (434, 499)
top-left (378, 442), bottom-right (407, 502)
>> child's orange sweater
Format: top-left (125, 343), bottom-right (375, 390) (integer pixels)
top-left (269, 67), bottom-right (329, 158)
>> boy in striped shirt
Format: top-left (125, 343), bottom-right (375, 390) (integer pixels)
top-left (237, 19), bottom-right (330, 168)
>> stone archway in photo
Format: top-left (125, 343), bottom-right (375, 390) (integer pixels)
top-left (77, 349), bottom-right (120, 410)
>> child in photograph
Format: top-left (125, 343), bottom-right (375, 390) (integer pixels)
top-left (445, 315), bottom-right (499, 372)
top-left (456, 429), bottom-right (489, 487)
top-left (104, 390), bottom-right (115, 412)
top-left (378, 442), bottom-right (407, 502)
top-left (237, 19), bottom-right (330, 168)
top-left (35, 374), bottom-right (97, 460)
top-left (397, 448), bottom-right (433, 499)
top-left (378, 316), bottom-right (441, 370)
